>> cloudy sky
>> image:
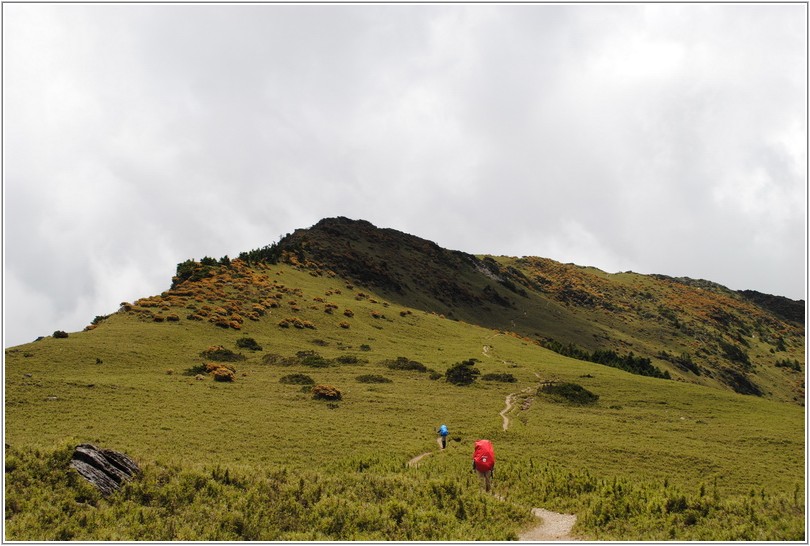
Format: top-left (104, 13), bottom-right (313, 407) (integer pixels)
top-left (4, 3), bottom-right (806, 347)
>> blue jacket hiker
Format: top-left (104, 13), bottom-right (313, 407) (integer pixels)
top-left (438, 424), bottom-right (449, 449)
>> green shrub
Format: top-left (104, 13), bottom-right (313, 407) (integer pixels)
top-left (538, 382), bottom-right (599, 405)
top-left (280, 373), bottom-right (315, 385)
top-left (383, 357), bottom-right (427, 372)
top-left (445, 359), bottom-right (480, 386)
top-left (53, 331), bottom-right (69, 339)
top-left (200, 345), bottom-right (245, 362)
top-left (481, 373), bottom-right (517, 383)
top-left (236, 337), bottom-right (263, 351)
top-left (356, 374), bottom-right (392, 384)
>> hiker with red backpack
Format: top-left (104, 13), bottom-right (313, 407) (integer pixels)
top-left (472, 439), bottom-right (495, 492)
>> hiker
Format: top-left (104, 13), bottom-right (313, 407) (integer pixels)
top-left (437, 424), bottom-right (449, 449)
top-left (472, 439), bottom-right (495, 492)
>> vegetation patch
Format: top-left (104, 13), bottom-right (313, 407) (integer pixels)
top-left (355, 374), bottom-right (392, 384)
top-left (312, 384), bottom-right (342, 401)
top-left (280, 373), bottom-right (315, 385)
top-left (481, 373), bottom-right (517, 383)
top-left (538, 382), bottom-right (598, 405)
top-left (445, 359), bottom-right (480, 386)
top-left (382, 357), bottom-right (427, 372)
top-left (236, 337), bottom-right (263, 351)
top-left (200, 345), bottom-right (245, 362)
top-left (540, 339), bottom-right (670, 379)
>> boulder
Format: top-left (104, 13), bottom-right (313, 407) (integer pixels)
top-left (69, 444), bottom-right (140, 497)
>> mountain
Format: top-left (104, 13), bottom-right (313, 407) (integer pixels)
top-left (232, 217), bottom-right (804, 403)
top-left (5, 216), bottom-right (805, 541)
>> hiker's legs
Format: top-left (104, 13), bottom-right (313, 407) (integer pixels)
top-left (485, 470), bottom-right (492, 492)
top-left (441, 436), bottom-right (446, 449)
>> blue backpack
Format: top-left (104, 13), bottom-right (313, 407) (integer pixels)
top-left (439, 424), bottom-right (448, 437)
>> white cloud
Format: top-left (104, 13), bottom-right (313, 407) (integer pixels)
top-left (3, 3), bottom-right (806, 347)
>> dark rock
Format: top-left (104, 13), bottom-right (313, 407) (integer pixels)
top-left (69, 444), bottom-right (140, 497)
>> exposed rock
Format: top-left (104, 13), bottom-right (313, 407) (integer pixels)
top-left (69, 444), bottom-right (140, 497)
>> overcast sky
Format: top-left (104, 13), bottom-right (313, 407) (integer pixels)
top-left (4, 3), bottom-right (806, 347)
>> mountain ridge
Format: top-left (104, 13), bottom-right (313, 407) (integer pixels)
top-left (232, 216), bottom-right (804, 403)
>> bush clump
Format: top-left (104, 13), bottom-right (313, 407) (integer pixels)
top-left (236, 337), bottom-right (263, 351)
top-left (445, 359), bottom-right (480, 386)
top-left (538, 382), bottom-right (599, 405)
top-left (200, 345), bottom-right (245, 362)
top-left (356, 374), bottom-right (392, 384)
top-left (53, 331), bottom-right (69, 339)
top-left (383, 357), bottom-right (427, 372)
top-left (212, 367), bottom-right (235, 382)
top-left (481, 373), bottom-right (517, 383)
top-left (280, 373), bottom-right (315, 385)
top-left (296, 351), bottom-right (332, 368)
top-left (312, 384), bottom-right (342, 401)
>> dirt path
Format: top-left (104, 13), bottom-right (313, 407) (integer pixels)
top-left (518, 508), bottom-right (578, 541)
top-left (407, 437), bottom-right (444, 467)
top-left (408, 374), bottom-right (579, 540)
top-left (500, 393), bottom-right (515, 431)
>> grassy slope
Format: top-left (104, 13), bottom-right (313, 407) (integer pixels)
top-left (4, 261), bottom-right (805, 540)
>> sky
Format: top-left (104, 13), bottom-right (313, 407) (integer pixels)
top-left (3, 3), bottom-right (807, 347)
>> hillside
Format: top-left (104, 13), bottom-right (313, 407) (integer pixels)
top-left (4, 216), bottom-right (805, 541)
top-left (238, 217), bottom-right (805, 404)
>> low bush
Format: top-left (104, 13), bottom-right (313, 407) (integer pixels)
top-left (538, 382), bottom-right (599, 405)
top-left (52, 330), bottom-right (69, 339)
top-left (312, 385), bottom-right (342, 401)
top-left (356, 374), bottom-right (392, 384)
top-left (383, 357), bottom-right (427, 372)
top-left (236, 337), bottom-right (263, 351)
top-left (445, 359), bottom-right (480, 386)
top-left (212, 368), bottom-right (235, 382)
top-left (280, 373), bottom-right (315, 385)
top-left (200, 346), bottom-right (245, 362)
top-left (481, 373), bottom-right (517, 383)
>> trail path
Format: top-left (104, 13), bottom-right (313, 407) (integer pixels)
top-left (518, 508), bottom-right (578, 541)
top-left (407, 360), bottom-right (579, 540)
top-left (500, 393), bottom-right (515, 431)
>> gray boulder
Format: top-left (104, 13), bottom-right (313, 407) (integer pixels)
top-left (69, 444), bottom-right (140, 497)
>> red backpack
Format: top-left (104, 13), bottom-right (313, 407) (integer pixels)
top-left (473, 440), bottom-right (495, 472)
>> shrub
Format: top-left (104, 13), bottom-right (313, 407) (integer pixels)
top-left (359, 344), bottom-right (371, 351)
top-left (296, 351), bottom-right (332, 368)
top-left (339, 322), bottom-right (351, 329)
top-left (445, 359), bottom-right (480, 386)
top-left (384, 357), bottom-right (427, 372)
top-left (280, 373), bottom-right (315, 385)
top-left (53, 331), bottom-right (69, 339)
top-left (205, 362), bottom-right (236, 373)
top-left (481, 373), bottom-right (517, 383)
top-left (312, 384), bottom-right (342, 401)
top-left (343, 309), bottom-right (354, 318)
top-left (212, 368), bottom-right (235, 382)
top-left (201, 346), bottom-right (245, 362)
top-left (166, 314), bottom-right (180, 322)
top-left (356, 374), bottom-right (392, 383)
top-left (538, 382), bottom-right (599, 405)
top-left (371, 311), bottom-right (384, 319)
top-left (236, 337), bottom-right (263, 351)
top-left (335, 355), bottom-right (364, 365)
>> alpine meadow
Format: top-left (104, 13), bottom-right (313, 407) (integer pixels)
top-left (4, 217), bottom-right (805, 541)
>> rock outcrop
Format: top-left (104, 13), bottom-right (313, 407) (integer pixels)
top-left (69, 444), bottom-right (140, 497)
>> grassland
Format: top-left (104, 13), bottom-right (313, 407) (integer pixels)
top-left (4, 261), bottom-right (805, 540)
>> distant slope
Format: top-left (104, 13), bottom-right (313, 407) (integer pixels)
top-left (236, 217), bottom-right (804, 404)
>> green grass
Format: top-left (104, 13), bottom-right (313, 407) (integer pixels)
top-left (4, 263), bottom-right (805, 540)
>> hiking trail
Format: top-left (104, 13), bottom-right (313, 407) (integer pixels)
top-left (407, 369), bottom-right (579, 540)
